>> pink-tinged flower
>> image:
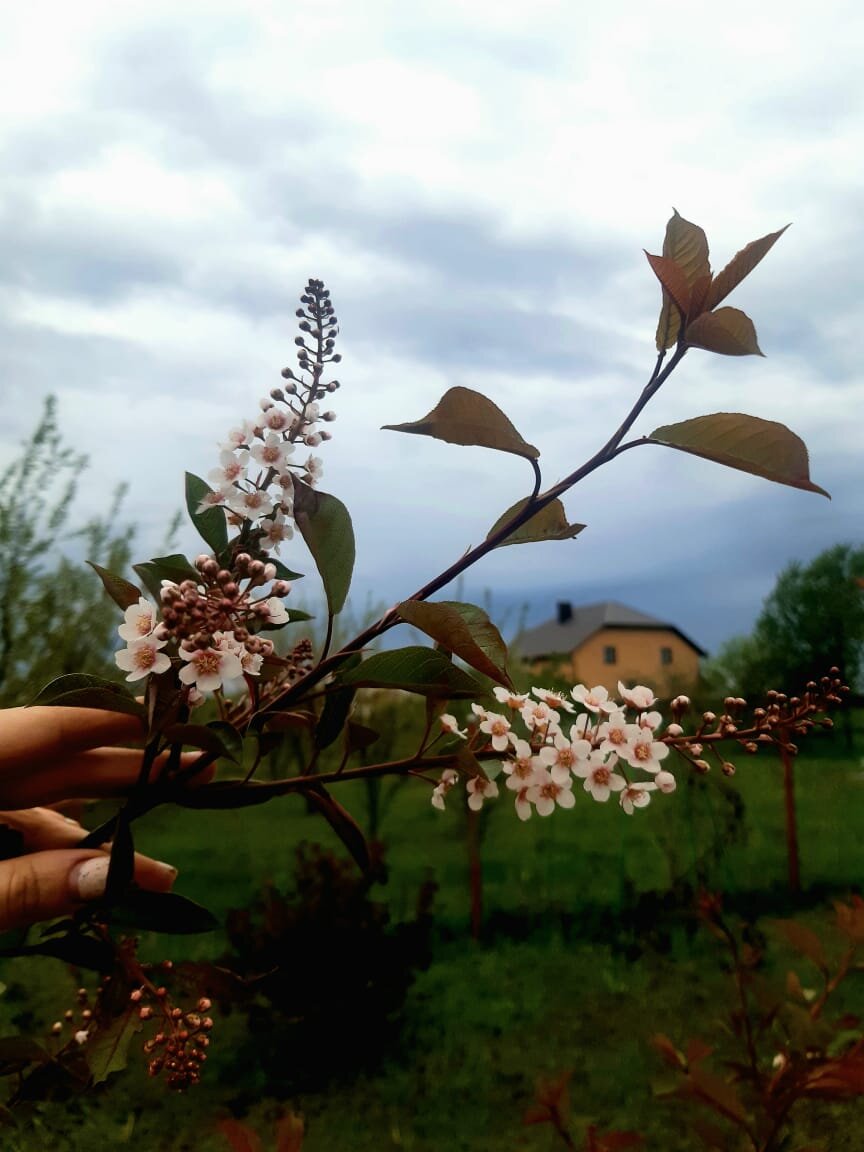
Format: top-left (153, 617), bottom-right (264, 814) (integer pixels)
top-left (519, 699), bottom-right (561, 735)
top-left (573, 750), bottom-right (626, 802)
top-left (618, 682), bottom-right (657, 710)
top-left (178, 644), bottom-right (243, 692)
top-left (115, 637), bottom-right (171, 682)
top-left (571, 684), bottom-right (615, 714)
top-left (638, 710), bottom-right (663, 731)
top-left (303, 455), bottom-right (324, 484)
top-left (197, 489), bottom-right (230, 517)
top-left (186, 686), bottom-right (206, 709)
top-left (467, 776), bottom-right (499, 811)
top-left (263, 407), bottom-right (292, 433)
top-left (620, 727), bottom-right (670, 773)
top-left (532, 687), bottom-right (574, 713)
top-left (431, 768), bottom-right (460, 811)
top-left (440, 714), bottom-right (467, 738)
top-left (596, 710), bottom-right (630, 757)
top-left (224, 420), bottom-right (256, 449)
top-left (479, 711), bottom-right (512, 752)
top-left (654, 770), bottom-right (677, 794)
top-left (226, 486), bottom-right (275, 521)
top-left (251, 432), bottom-right (295, 471)
top-left (526, 767), bottom-right (576, 816)
top-left (256, 596), bottom-right (290, 626)
top-left (539, 731), bottom-right (591, 785)
top-left (493, 687), bottom-right (529, 710)
top-left (118, 597), bottom-right (157, 642)
top-left (514, 785), bottom-right (533, 821)
top-left (209, 448), bottom-right (249, 488)
top-left (620, 781), bottom-right (657, 814)
top-left (471, 702), bottom-right (489, 721)
top-left (503, 739), bottom-right (540, 789)
top-left (213, 632), bottom-right (263, 678)
top-left (261, 510), bottom-right (294, 553)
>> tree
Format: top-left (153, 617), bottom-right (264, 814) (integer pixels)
top-left (0, 397), bottom-right (138, 706)
top-left (747, 544), bottom-right (864, 697)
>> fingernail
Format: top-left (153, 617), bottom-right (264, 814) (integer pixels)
top-left (155, 861), bottom-right (178, 883)
top-left (70, 857), bottom-right (110, 902)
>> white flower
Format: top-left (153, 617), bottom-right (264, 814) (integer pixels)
top-left (196, 486), bottom-right (230, 514)
top-left (209, 447), bottom-right (249, 488)
top-left (526, 767), bottom-right (576, 816)
top-left (178, 645), bottom-right (244, 692)
top-left (503, 739), bottom-right (540, 789)
top-left (620, 781), bottom-right (657, 814)
top-left (263, 407), bottom-right (292, 433)
top-left (514, 785), bottom-right (533, 821)
top-left (118, 597), bottom-right (157, 642)
top-left (596, 711), bottom-right (631, 757)
top-left (573, 750), bottom-right (626, 802)
top-left (493, 687), bottom-right (530, 710)
top-left (304, 454), bottom-right (324, 484)
top-left (431, 768), bottom-right (460, 811)
top-left (519, 699), bottom-right (561, 734)
top-left (532, 687), bottom-right (574, 713)
top-left (479, 711), bottom-right (512, 752)
top-left (470, 702), bottom-right (489, 721)
top-left (224, 420), bottom-right (256, 449)
top-left (466, 776), bottom-right (499, 811)
top-left (620, 727), bottom-right (671, 773)
top-left (638, 710), bottom-right (663, 731)
top-left (115, 637), bottom-right (171, 682)
top-left (538, 731), bottom-right (591, 785)
top-left (440, 714), bottom-right (467, 738)
top-left (257, 596), bottom-right (290, 626)
top-left (261, 510), bottom-right (294, 553)
top-left (618, 682), bottom-right (657, 710)
top-left (251, 432), bottom-right (294, 471)
top-left (571, 684), bottom-right (616, 714)
top-left (226, 486), bottom-right (275, 521)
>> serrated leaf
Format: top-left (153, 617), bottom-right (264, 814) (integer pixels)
top-left (185, 472), bottom-right (228, 554)
top-left (163, 722), bottom-right (241, 763)
top-left (339, 647), bottom-right (485, 698)
top-left (644, 253), bottom-right (692, 317)
top-left (30, 674), bottom-right (145, 719)
top-left (133, 554), bottom-right (199, 601)
top-left (383, 386), bottom-right (539, 460)
top-left (655, 210), bottom-right (711, 350)
top-left (105, 889), bottom-right (218, 934)
top-left (306, 787), bottom-right (370, 874)
top-left (486, 497), bottom-right (585, 548)
top-left (685, 307), bottom-right (763, 356)
top-left (87, 562), bottom-right (142, 611)
top-left (707, 225), bottom-right (790, 310)
top-left (86, 1005), bottom-right (141, 1085)
top-left (397, 600), bottom-right (511, 687)
top-left (292, 480), bottom-right (354, 616)
top-left (649, 413), bottom-right (829, 498)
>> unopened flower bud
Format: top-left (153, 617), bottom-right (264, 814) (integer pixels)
top-left (694, 759), bottom-right (710, 773)
top-left (130, 989), bottom-right (143, 1003)
top-left (74, 1030), bottom-right (88, 1046)
top-left (322, 410), bottom-right (337, 421)
top-left (270, 388), bottom-right (285, 401)
top-left (195, 554), bottom-right (211, 570)
top-left (326, 380), bottom-right (339, 391)
top-left (139, 1006), bottom-right (153, 1021)
top-left (272, 579), bottom-right (291, 597)
top-left (305, 433), bottom-right (322, 447)
top-left (702, 712), bottom-right (716, 724)
top-left (721, 761), bottom-right (736, 776)
top-left (51, 1021), bottom-right (62, 1035)
top-left (665, 723), bottom-right (683, 737)
top-left (263, 563), bottom-right (277, 581)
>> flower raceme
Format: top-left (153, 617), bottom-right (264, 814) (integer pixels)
top-left (432, 683), bottom-right (677, 819)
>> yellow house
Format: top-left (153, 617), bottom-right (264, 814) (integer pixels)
top-left (516, 600), bottom-right (706, 695)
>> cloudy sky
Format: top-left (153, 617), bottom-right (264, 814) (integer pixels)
top-left (1, 0), bottom-right (862, 656)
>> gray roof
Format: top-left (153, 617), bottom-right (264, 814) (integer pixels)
top-left (515, 600), bottom-right (707, 660)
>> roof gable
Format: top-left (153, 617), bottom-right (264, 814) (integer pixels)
top-left (516, 600), bottom-right (707, 659)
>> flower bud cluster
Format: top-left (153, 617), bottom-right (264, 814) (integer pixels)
top-left (138, 985), bottom-right (214, 1091)
top-left (198, 278), bottom-right (340, 554)
top-left (435, 682), bottom-right (675, 820)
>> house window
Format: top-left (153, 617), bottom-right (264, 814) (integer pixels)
top-left (603, 645), bottom-right (617, 665)
top-left (660, 646), bottom-right (673, 666)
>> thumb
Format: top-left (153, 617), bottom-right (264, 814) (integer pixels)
top-left (0, 850), bottom-right (176, 931)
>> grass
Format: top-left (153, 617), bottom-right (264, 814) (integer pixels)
top-left (1, 711), bottom-right (862, 1149)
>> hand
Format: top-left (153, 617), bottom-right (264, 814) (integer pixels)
top-left (0, 707), bottom-right (209, 931)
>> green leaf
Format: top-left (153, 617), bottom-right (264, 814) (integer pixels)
top-left (22, 932), bottom-right (116, 973)
top-left (105, 811), bottom-right (134, 902)
top-left (86, 1005), bottom-right (141, 1084)
top-left (685, 307), bottom-right (763, 356)
top-left (315, 687), bottom-right (357, 751)
top-left (655, 209), bottom-right (711, 350)
top-left (649, 413), bottom-right (830, 498)
top-left (486, 497), bottom-right (585, 547)
top-left (339, 646), bottom-right (485, 698)
top-left (185, 472), bottom-right (228, 554)
top-left (133, 554), bottom-right (199, 601)
top-left (305, 786), bottom-right (371, 874)
top-left (87, 562), bottom-right (142, 611)
top-left (383, 386), bottom-right (539, 460)
top-left (292, 480), bottom-right (355, 616)
top-left (396, 600), bottom-right (511, 687)
top-left (707, 224), bottom-right (790, 310)
top-left (163, 722), bottom-right (242, 763)
top-left (30, 674), bottom-right (145, 719)
top-left (270, 558), bottom-right (304, 582)
top-left (105, 889), bottom-right (219, 934)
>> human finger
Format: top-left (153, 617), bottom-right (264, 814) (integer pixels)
top-left (0, 708), bottom-right (145, 776)
top-left (0, 848), bottom-right (177, 932)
